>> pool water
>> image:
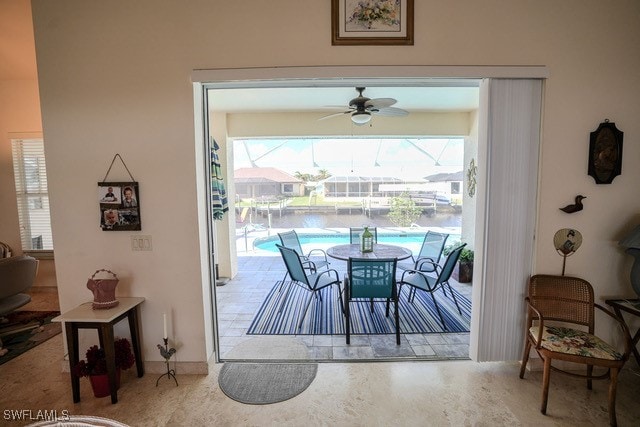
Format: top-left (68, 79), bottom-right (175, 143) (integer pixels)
top-left (253, 232), bottom-right (460, 253)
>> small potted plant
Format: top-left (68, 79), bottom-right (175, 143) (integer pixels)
top-left (72, 337), bottom-right (135, 398)
top-left (457, 248), bottom-right (474, 283)
top-left (444, 242), bottom-right (474, 284)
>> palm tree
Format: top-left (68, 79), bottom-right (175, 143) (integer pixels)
top-left (315, 169), bottom-right (331, 180)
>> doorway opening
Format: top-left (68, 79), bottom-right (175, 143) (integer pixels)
top-left (204, 80), bottom-right (480, 362)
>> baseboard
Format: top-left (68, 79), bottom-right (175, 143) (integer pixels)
top-left (60, 360), bottom-right (209, 375)
top-left (144, 360), bottom-right (209, 375)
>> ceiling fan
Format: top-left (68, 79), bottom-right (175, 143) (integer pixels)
top-left (319, 87), bottom-right (409, 126)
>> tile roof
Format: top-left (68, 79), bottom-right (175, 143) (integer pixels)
top-left (234, 167), bottom-right (302, 183)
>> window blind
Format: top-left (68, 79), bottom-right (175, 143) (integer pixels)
top-left (11, 139), bottom-right (54, 252)
top-left (470, 79), bottom-right (542, 361)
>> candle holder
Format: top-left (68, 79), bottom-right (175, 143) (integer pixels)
top-left (156, 337), bottom-right (178, 386)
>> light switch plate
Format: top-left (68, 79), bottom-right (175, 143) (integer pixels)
top-left (131, 235), bottom-right (152, 251)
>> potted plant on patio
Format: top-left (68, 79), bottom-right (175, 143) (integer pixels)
top-left (456, 248), bottom-right (474, 283)
top-left (72, 337), bottom-right (135, 398)
top-left (444, 243), bottom-right (474, 284)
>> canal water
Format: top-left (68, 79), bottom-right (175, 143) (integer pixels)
top-left (241, 207), bottom-right (461, 230)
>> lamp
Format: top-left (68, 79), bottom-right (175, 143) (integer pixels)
top-left (619, 224), bottom-right (640, 298)
top-left (351, 111), bottom-right (371, 125)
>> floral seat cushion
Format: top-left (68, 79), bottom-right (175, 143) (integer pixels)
top-left (529, 325), bottom-right (623, 360)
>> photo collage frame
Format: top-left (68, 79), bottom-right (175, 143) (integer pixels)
top-left (98, 181), bottom-right (141, 231)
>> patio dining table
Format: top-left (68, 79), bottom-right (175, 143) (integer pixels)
top-left (326, 243), bottom-right (412, 261)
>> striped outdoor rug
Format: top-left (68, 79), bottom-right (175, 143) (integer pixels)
top-left (247, 281), bottom-right (471, 335)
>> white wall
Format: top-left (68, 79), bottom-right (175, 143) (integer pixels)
top-left (29, 0), bottom-right (640, 364)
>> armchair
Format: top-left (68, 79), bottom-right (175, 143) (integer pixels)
top-left (397, 230), bottom-right (449, 273)
top-left (277, 230), bottom-right (330, 285)
top-left (276, 244), bottom-right (342, 330)
top-left (519, 274), bottom-right (631, 427)
top-left (344, 257), bottom-right (399, 345)
top-left (397, 244), bottom-right (465, 331)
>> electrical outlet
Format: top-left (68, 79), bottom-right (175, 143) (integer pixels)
top-left (131, 235), bottom-right (152, 251)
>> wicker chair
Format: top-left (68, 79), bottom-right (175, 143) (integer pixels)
top-left (519, 274), bottom-right (631, 426)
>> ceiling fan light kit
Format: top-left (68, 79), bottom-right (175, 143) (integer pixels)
top-left (351, 111), bottom-right (372, 125)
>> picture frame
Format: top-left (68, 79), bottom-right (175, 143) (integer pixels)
top-left (98, 181), bottom-right (141, 231)
top-left (587, 120), bottom-right (623, 184)
top-left (331, 0), bottom-right (414, 46)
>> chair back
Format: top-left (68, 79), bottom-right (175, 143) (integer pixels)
top-left (437, 244), bottom-right (466, 284)
top-left (276, 244), bottom-right (309, 286)
top-left (526, 274), bottom-right (594, 330)
top-left (278, 230), bottom-right (303, 256)
top-left (0, 255), bottom-right (38, 300)
top-left (349, 227), bottom-right (378, 244)
top-left (347, 257), bottom-right (396, 299)
top-left (417, 231), bottom-right (449, 263)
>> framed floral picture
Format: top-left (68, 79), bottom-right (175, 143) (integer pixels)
top-left (331, 0), bottom-right (414, 45)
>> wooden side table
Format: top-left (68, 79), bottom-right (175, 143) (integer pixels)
top-left (605, 298), bottom-right (640, 366)
top-left (53, 297), bottom-right (145, 403)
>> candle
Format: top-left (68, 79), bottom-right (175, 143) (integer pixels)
top-left (163, 313), bottom-right (167, 339)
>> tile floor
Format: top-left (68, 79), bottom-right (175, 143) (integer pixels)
top-left (217, 253), bottom-right (472, 361)
top-left (2, 330), bottom-right (640, 426)
top-left (3, 269), bottom-right (640, 425)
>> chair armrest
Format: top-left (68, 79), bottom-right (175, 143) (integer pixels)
top-left (525, 297), bottom-right (545, 349)
top-left (316, 268), bottom-right (339, 282)
top-left (399, 269), bottom-right (429, 285)
top-left (595, 303), bottom-right (632, 359)
top-left (306, 248), bottom-right (328, 260)
top-left (301, 259), bottom-right (318, 271)
top-left (415, 258), bottom-right (442, 274)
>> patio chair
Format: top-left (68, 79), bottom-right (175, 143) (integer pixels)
top-left (397, 230), bottom-right (449, 273)
top-left (349, 227), bottom-right (378, 244)
top-left (344, 257), bottom-right (399, 345)
top-left (519, 274), bottom-right (631, 427)
top-left (276, 244), bottom-right (342, 330)
top-left (278, 230), bottom-right (330, 285)
top-left (397, 244), bottom-right (465, 331)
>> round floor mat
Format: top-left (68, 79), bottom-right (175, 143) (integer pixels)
top-left (218, 362), bottom-right (317, 404)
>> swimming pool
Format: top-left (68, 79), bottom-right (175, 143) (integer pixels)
top-left (253, 231), bottom-right (460, 253)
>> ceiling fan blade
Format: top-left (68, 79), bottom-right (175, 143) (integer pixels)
top-left (365, 98), bottom-right (396, 109)
top-left (371, 107), bottom-right (409, 117)
top-left (318, 111), bottom-right (351, 121)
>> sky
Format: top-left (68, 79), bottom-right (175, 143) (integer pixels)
top-left (233, 138), bottom-right (464, 180)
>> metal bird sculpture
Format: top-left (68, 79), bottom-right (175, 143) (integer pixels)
top-left (560, 195), bottom-right (586, 213)
top-left (157, 344), bottom-right (176, 360)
